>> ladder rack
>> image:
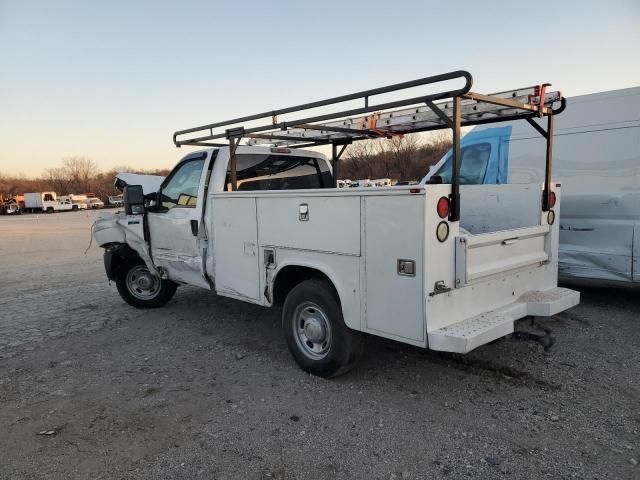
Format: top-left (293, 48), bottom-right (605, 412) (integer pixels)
top-left (172, 70), bottom-right (565, 221)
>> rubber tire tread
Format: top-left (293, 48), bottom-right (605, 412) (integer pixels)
top-left (115, 261), bottom-right (177, 309)
top-left (282, 278), bottom-right (363, 378)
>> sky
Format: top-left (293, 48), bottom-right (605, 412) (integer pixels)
top-left (0, 0), bottom-right (638, 177)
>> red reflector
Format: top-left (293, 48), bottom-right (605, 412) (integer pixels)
top-left (549, 191), bottom-right (557, 208)
top-left (437, 196), bottom-right (450, 218)
top-left (410, 188), bottom-right (421, 194)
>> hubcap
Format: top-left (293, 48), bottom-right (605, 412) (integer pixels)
top-left (126, 265), bottom-right (160, 300)
top-left (293, 302), bottom-right (332, 360)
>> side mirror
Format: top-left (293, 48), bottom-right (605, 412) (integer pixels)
top-left (124, 185), bottom-right (145, 215)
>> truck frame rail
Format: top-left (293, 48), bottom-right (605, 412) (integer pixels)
top-left (172, 70), bottom-right (566, 221)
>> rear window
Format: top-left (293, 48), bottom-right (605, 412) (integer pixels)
top-left (225, 154), bottom-right (332, 191)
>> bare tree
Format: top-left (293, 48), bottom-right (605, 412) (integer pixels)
top-left (43, 167), bottom-right (71, 194)
top-left (339, 131), bottom-right (451, 182)
top-left (62, 156), bottom-right (99, 193)
top-left (341, 139), bottom-right (379, 179)
top-left (377, 134), bottom-right (422, 180)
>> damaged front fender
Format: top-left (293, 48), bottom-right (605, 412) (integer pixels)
top-left (93, 212), bottom-right (158, 277)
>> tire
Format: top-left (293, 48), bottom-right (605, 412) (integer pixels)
top-left (282, 278), bottom-right (363, 378)
top-left (46, 207), bottom-right (54, 213)
top-left (72, 205), bottom-right (78, 211)
top-left (115, 261), bottom-right (177, 309)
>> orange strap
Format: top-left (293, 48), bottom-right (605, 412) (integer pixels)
top-left (358, 112), bottom-right (404, 138)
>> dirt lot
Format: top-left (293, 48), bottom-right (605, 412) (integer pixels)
top-left (0, 211), bottom-right (638, 480)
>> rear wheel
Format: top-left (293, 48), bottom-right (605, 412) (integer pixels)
top-left (46, 207), bottom-right (54, 213)
top-left (282, 279), bottom-right (363, 377)
top-left (72, 205), bottom-right (78, 211)
top-left (115, 262), bottom-right (177, 309)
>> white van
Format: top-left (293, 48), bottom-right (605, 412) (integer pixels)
top-left (424, 87), bottom-right (640, 286)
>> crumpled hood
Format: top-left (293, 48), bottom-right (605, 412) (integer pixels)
top-left (114, 173), bottom-right (165, 194)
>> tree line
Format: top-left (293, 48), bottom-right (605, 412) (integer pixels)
top-left (338, 132), bottom-right (452, 182)
top-left (0, 157), bottom-right (169, 200)
top-left (1, 134), bottom-right (452, 200)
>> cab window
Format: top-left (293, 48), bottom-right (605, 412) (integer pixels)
top-left (159, 157), bottom-right (205, 210)
top-left (225, 154), bottom-right (332, 191)
top-left (434, 143), bottom-right (492, 185)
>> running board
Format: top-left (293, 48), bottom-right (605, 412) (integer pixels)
top-left (427, 287), bottom-right (580, 353)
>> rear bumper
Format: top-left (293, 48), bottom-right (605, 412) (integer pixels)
top-left (427, 287), bottom-right (579, 353)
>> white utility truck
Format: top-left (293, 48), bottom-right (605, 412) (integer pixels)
top-left (24, 192), bottom-right (74, 213)
top-left (94, 71), bottom-right (579, 377)
top-left (59, 194), bottom-right (88, 210)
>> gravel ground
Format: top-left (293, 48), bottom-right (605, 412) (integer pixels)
top-left (0, 211), bottom-right (638, 480)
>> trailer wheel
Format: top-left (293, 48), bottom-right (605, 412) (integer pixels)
top-left (115, 262), bottom-right (177, 309)
top-left (282, 279), bottom-right (363, 377)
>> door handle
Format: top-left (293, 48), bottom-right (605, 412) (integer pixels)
top-left (190, 220), bottom-right (198, 236)
top-left (299, 203), bottom-right (309, 221)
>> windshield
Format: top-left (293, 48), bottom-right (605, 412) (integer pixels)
top-left (433, 143), bottom-right (492, 185)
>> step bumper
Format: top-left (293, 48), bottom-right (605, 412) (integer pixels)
top-left (427, 287), bottom-right (580, 353)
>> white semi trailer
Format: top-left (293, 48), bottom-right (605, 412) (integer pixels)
top-left (94, 71), bottom-right (579, 377)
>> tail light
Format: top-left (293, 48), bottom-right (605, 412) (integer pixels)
top-left (549, 191), bottom-right (556, 208)
top-left (437, 196), bottom-right (450, 218)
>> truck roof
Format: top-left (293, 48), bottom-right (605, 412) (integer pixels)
top-left (186, 145), bottom-right (328, 159)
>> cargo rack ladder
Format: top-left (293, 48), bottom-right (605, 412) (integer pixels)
top-left (173, 70), bottom-right (565, 220)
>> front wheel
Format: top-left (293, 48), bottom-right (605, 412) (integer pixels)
top-left (115, 262), bottom-right (177, 309)
top-left (282, 279), bottom-right (363, 378)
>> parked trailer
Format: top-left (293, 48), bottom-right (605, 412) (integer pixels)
top-left (424, 87), bottom-right (640, 286)
top-left (94, 71), bottom-right (579, 377)
top-left (24, 192), bottom-right (74, 213)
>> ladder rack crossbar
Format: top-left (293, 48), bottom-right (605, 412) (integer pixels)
top-left (244, 91), bottom-right (562, 146)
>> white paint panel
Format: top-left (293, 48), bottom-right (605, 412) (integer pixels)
top-left (148, 207), bottom-right (209, 289)
top-left (364, 195), bottom-right (424, 342)
top-left (460, 183), bottom-right (541, 234)
top-left (268, 251), bottom-right (361, 330)
top-left (257, 196), bottom-right (360, 255)
top-left (211, 197), bottom-right (261, 301)
top-left (458, 225), bottom-right (549, 283)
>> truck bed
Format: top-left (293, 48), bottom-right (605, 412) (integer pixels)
top-left (208, 183), bottom-right (577, 350)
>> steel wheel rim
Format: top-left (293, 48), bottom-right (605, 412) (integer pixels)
top-left (126, 265), bottom-right (160, 300)
top-left (293, 302), bottom-right (332, 360)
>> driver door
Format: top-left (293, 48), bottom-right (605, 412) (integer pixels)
top-left (147, 152), bottom-right (211, 289)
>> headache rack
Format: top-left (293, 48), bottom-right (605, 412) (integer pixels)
top-left (173, 70), bottom-right (565, 221)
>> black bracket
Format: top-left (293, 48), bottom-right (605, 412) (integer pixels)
top-left (425, 100), bottom-right (453, 128)
top-left (225, 127), bottom-right (246, 139)
top-left (525, 117), bottom-right (549, 139)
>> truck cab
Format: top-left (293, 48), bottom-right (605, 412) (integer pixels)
top-left (96, 146), bottom-right (333, 290)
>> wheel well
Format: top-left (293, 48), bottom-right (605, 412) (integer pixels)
top-left (272, 266), bottom-right (336, 305)
top-left (107, 244), bottom-right (142, 279)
